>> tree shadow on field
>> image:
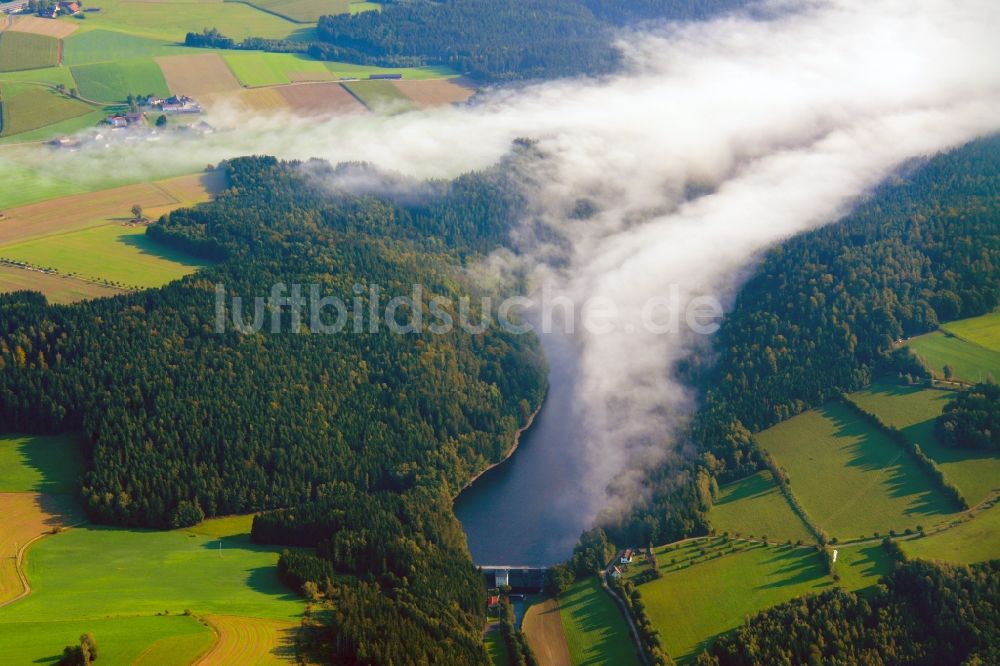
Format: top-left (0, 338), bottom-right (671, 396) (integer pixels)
top-left (756, 549), bottom-right (829, 590)
top-left (245, 565), bottom-right (301, 603)
top-left (118, 233), bottom-right (208, 268)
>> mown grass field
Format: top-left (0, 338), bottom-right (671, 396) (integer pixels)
top-left (5, 514), bottom-right (302, 622)
top-left (906, 330), bottom-right (1000, 384)
top-left (0, 83), bottom-right (95, 136)
top-left (708, 470), bottom-right (814, 544)
top-left (848, 382), bottom-right (1000, 505)
top-left (62, 29), bottom-right (192, 65)
top-left (637, 541), bottom-right (832, 663)
top-left (71, 0), bottom-right (311, 42)
top-left (71, 59), bottom-right (171, 102)
top-left (0, 32), bottom-right (60, 72)
top-left (241, 0), bottom-right (350, 23)
top-left (757, 402), bottom-right (958, 540)
top-left (343, 79), bottom-right (417, 112)
top-left (903, 501), bottom-right (1000, 565)
top-left (941, 310), bottom-right (1000, 352)
top-left (558, 576), bottom-right (641, 666)
top-left (0, 433), bottom-right (83, 493)
top-left (0, 222), bottom-right (210, 288)
top-left (0, 615), bottom-right (215, 666)
top-left (0, 265), bottom-right (125, 303)
top-left (198, 614), bottom-right (297, 665)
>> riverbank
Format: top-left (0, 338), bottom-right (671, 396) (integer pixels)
top-left (454, 397), bottom-right (545, 501)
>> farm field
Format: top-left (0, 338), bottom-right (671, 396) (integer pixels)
top-left (0, 83), bottom-right (95, 136)
top-left (69, 0), bottom-right (311, 42)
top-left (903, 501), bottom-right (1000, 565)
top-left (9, 15), bottom-right (80, 39)
top-left (62, 29), bottom-right (196, 65)
top-left (0, 222), bottom-right (211, 289)
top-left (71, 59), bottom-right (171, 102)
top-left (157, 52), bottom-right (243, 95)
top-left (393, 78), bottom-right (475, 108)
top-left (0, 178), bottom-right (197, 245)
top-left (0, 493), bottom-right (83, 605)
top-left (197, 614), bottom-right (297, 664)
top-left (0, 265), bottom-right (125, 303)
top-left (203, 86), bottom-right (290, 113)
top-left (0, 615), bottom-right (215, 665)
top-left (343, 79), bottom-right (416, 112)
top-left (708, 470), bottom-right (814, 544)
top-left (241, 0), bottom-right (350, 23)
top-left (941, 309), bottom-right (1000, 351)
top-left (848, 382), bottom-right (1000, 504)
top-left (274, 81), bottom-right (366, 115)
top-left (637, 542), bottom-right (832, 663)
top-left (522, 598), bottom-right (571, 666)
top-left (0, 433), bottom-right (84, 493)
top-left (0, 32), bottom-right (60, 72)
top-left (906, 330), bottom-right (1000, 384)
top-left (323, 60), bottom-right (456, 81)
top-left (558, 576), bottom-right (641, 666)
top-left (756, 402), bottom-right (959, 540)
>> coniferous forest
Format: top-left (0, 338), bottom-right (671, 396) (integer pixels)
top-left (0, 155), bottom-right (547, 664)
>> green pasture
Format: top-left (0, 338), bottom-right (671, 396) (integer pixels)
top-left (848, 382), bottom-right (1000, 505)
top-left (941, 310), bottom-right (1000, 352)
top-left (238, 0), bottom-right (349, 23)
top-left (1, 514), bottom-right (303, 623)
top-left (0, 32), bottom-right (60, 72)
top-left (903, 502), bottom-right (1000, 565)
top-left (71, 59), bottom-right (170, 102)
top-left (637, 542), bottom-right (832, 663)
top-left (906, 331), bottom-right (1000, 384)
top-left (756, 402), bottom-right (959, 540)
top-left (0, 223), bottom-right (210, 289)
top-left (62, 30), bottom-right (193, 65)
top-left (485, 626), bottom-right (511, 666)
top-left (350, 1), bottom-right (380, 14)
top-left (708, 470), bottom-right (814, 544)
top-left (0, 433), bottom-right (83, 493)
top-left (833, 543), bottom-right (892, 593)
top-left (0, 83), bottom-right (95, 136)
top-left (0, 615), bottom-right (214, 666)
top-left (324, 60), bottom-right (456, 81)
top-left (70, 0), bottom-right (312, 42)
top-left (558, 576), bottom-right (640, 666)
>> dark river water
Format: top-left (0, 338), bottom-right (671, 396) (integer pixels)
top-left (454, 329), bottom-right (593, 567)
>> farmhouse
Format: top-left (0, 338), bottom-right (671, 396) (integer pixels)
top-left (56, 1), bottom-right (80, 14)
top-left (609, 565), bottom-right (623, 580)
top-left (107, 116), bottom-right (128, 128)
top-left (161, 95), bottom-right (201, 114)
top-left (619, 548), bottom-right (634, 565)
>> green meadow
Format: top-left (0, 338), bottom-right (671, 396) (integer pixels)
top-left (757, 402), bottom-right (959, 540)
top-left (941, 310), bottom-right (1000, 352)
top-left (485, 627), bottom-right (511, 666)
top-left (71, 60), bottom-right (171, 103)
top-left (903, 502), bottom-right (1000, 565)
top-left (848, 382), bottom-right (1000, 505)
top-left (0, 615), bottom-right (214, 666)
top-left (242, 0), bottom-right (350, 23)
top-left (0, 223), bottom-right (210, 289)
top-left (708, 470), bottom-right (814, 544)
top-left (62, 30), bottom-right (193, 65)
top-left (637, 542), bottom-right (832, 663)
top-left (833, 543), bottom-right (893, 593)
top-left (0, 433), bottom-right (83, 494)
top-left (68, 0), bottom-right (311, 42)
top-left (0, 158), bottom-right (88, 208)
top-left (906, 330), bottom-right (1000, 384)
top-left (558, 576), bottom-right (641, 666)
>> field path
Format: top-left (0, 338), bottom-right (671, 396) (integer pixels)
top-left (195, 615), bottom-right (297, 665)
top-left (599, 572), bottom-right (651, 666)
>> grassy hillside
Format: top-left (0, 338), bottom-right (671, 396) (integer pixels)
top-left (941, 310), bottom-right (1000, 352)
top-left (635, 541), bottom-right (832, 663)
top-left (906, 331), bottom-right (1000, 384)
top-left (757, 402), bottom-right (959, 540)
top-left (847, 382), bottom-right (1000, 505)
top-left (903, 501), bottom-right (1000, 565)
top-left (0, 83), bottom-right (95, 136)
top-left (708, 470), bottom-right (814, 544)
top-left (559, 576), bottom-right (641, 666)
